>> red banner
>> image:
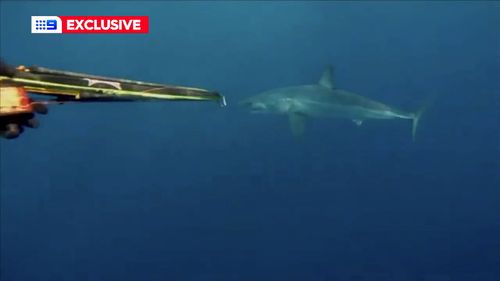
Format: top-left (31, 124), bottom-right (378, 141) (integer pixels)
top-left (59, 16), bottom-right (149, 34)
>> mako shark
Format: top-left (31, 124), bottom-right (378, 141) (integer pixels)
top-left (241, 66), bottom-right (424, 140)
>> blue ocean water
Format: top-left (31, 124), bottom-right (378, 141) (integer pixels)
top-left (1, 1), bottom-right (499, 281)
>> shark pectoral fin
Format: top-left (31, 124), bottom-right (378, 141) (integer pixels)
top-left (318, 65), bottom-right (335, 89)
top-left (352, 119), bottom-right (363, 126)
top-left (289, 113), bottom-right (306, 137)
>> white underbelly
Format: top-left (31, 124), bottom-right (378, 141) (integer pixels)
top-left (302, 103), bottom-right (411, 120)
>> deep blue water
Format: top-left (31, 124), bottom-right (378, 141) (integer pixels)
top-left (1, 2), bottom-right (499, 281)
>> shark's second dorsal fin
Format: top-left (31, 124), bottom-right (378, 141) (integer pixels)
top-left (318, 65), bottom-right (335, 89)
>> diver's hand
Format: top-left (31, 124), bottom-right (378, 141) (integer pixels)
top-left (0, 87), bottom-right (48, 139)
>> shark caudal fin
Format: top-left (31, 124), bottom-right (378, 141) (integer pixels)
top-left (411, 108), bottom-right (424, 141)
top-left (411, 94), bottom-right (437, 141)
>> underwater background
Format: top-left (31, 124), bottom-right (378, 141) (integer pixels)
top-left (1, 1), bottom-right (499, 281)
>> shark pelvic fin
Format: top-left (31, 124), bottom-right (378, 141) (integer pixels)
top-left (289, 113), bottom-right (306, 137)
top-left (318, 65), bottom-right (335, 89)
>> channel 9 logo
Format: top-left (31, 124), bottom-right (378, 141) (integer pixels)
top-left (31, 16), bottom-right (62, 33)
top-left (30, 16), bottom-right (148, 34)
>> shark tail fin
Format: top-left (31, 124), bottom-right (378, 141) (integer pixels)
top-left (411, 109), bottom-right (424, 141)
top-left (411, 94), bottom-right (437, 141)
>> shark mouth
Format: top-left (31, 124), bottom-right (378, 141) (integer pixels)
top-left (241, 100), bottom-right (267, 113)
top-left (250, 103), bottom-right (267, 113)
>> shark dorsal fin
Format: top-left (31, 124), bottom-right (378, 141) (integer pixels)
top-left (318, 65), bottom-right (335, 89)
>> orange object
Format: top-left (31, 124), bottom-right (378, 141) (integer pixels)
top-left (0, 86), bottom-right (33, 116)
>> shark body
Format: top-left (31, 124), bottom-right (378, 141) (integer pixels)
top-left (241, 66), bottom-right (423, 140)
